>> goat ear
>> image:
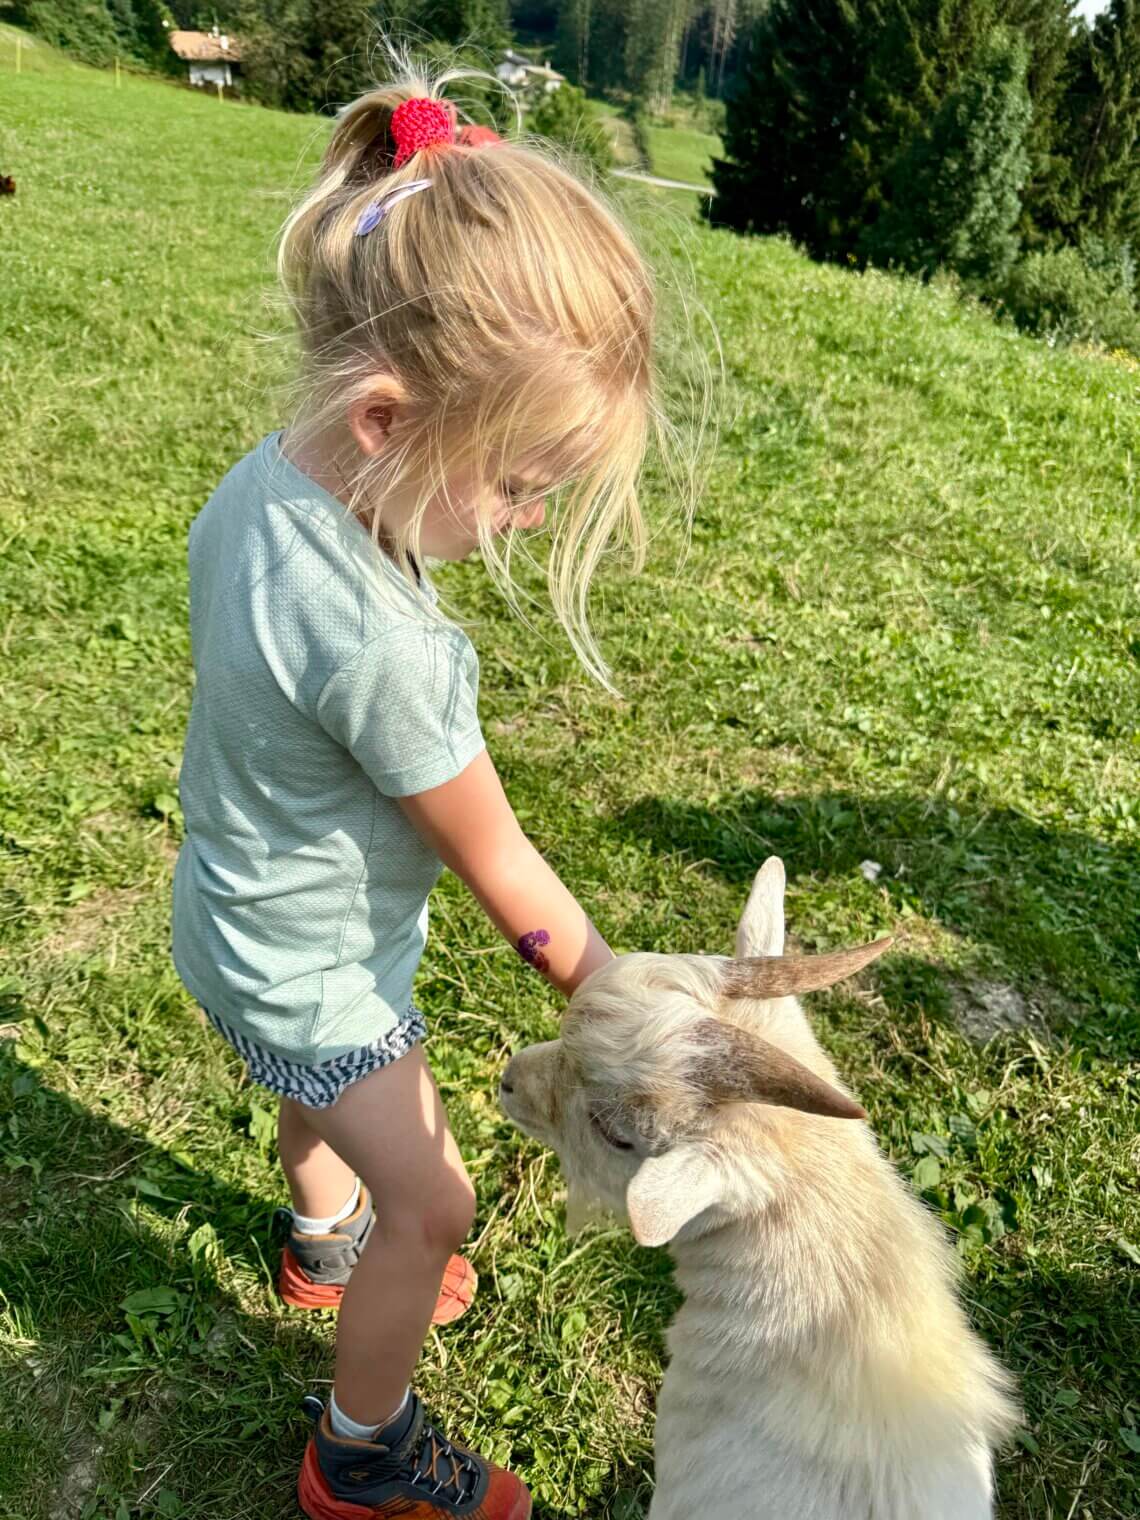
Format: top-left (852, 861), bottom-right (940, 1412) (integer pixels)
top-left (735, 856), bottom-right (785, 958)
top-left (691, 1018), bottom-right (866, 1120)
top-left (626, 1146), bottom-right (724, 1247)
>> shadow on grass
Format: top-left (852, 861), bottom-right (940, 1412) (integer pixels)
top-left (0, 1045), bottom-right (662, 1520)
top-left (0, 1042), bottom-right (333, 1517)
top-left (610, 790), bottom-right (1139, 1055)
top-left (982, 1256), bottom-right (1140, 1517)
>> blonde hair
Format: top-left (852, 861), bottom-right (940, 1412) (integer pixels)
top-left (277, 58), bottom-right (672, 685)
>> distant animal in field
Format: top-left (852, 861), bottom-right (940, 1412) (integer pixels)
top-left (0, 177), bottom-right (15, 196)
top-left (500, 858), bottom-right (1018, 1520)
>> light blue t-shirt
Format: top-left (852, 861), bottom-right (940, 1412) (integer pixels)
top-left (172, 432), bottom-right (485, 1065)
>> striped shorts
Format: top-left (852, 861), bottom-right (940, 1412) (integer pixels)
top-left (202, 1006), bottom-right (427, 1109)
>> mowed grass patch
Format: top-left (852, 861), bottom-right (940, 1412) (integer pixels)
top-left (644, 122), bottom-right (720, 186)
top-left (590, 98), bottom-right (640, 167)
top-left (2, 33), bottom-right (1139, 1520)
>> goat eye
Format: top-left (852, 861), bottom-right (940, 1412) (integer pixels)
top-left (590, 1110), bottom-right (635, 1152)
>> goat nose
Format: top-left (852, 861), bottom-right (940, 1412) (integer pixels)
top-left (500, 1077), bottom-right (514, 1095)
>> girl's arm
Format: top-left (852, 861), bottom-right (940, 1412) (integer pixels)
top-left (398, 749), bottom-right (612, 997)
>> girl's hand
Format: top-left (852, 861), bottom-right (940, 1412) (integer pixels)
top-left (398, 750), bottom-right (612, 997)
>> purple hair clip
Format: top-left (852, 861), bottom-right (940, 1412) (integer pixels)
top-left (355, 177), bottom-right (434, 237)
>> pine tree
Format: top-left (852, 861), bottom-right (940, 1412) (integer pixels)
top-left (412, 0), bottom-right (512, 53)
top-left (555, 0), bottom-right (631, 92)
top-left (1052, 0), bottom-right (1140, 250)
top-left (862, 29), bottom-right (1032, 284)
top-left (856, 0), bottom-right (1071, 236)
top-left (555, 0), bottom-right (592, 85)
top-left (624, 0), bottom-right (696, 113)
top-left (16, 0), bottom-right (172, 66)
top-left (707, 0), bottom-right (737, 94)
top-left (708, 0), bottom-right (1072, 260)
top-left (1004, 0), bottom-right (1078, 242)
top-left (707, 0), bottom-right (893, 257)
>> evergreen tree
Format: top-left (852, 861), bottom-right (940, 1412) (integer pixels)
top-left (707, 0), bottom-right (738, 94)
top-left (554, 0), bottom-right (630, 92)
top-left (624, 0), bottom-right (696, 112)
top-left (708, 0), bottom-right (1072, 259)
top-left (852, 0), bottom-right (1070, 233)
top-left (17, 0), bottom-right (120, 64)
top-left (707, 0), bottom-right (892, 257)
top-left (234, 0), bottom-right (376, 111)
top-left (15, 0), bottom-right (175, 65)
top-left (1052, 0), bottom-right (1140, 250)
top-left (862, 29), bottom-right (1031, 284)
top-left (554, 0), bottom-right (592, 85)
top-left (1004, 0), bottom-right (1077, 242)
top-left (681, 0), bottom-right (769, 96)
top-left (415, 0), bottom-right (512, 53)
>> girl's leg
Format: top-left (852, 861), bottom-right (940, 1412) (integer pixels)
top-left (295, 1044), bottom-right (476, 1424)
top-left (278, 1096), bottom-right (357, 1219)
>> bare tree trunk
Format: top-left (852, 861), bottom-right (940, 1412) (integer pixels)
top-left (712, 0), bottom-right (738, 97)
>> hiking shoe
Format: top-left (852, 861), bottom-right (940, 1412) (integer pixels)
top-left (297, 1394), bottom-right (531, 1519)
top-left (277, 1185), bottom-right (477, 1324)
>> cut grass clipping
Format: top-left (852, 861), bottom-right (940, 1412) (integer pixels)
top-left (1, 30), bottom-right (1138, 1520)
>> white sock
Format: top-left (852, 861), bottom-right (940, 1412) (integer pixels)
top-left (291, 1179), bottom-right (361, 1236)
top-left (330, 1388), bottom-right (409, 1442)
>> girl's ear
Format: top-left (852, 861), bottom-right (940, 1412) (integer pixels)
top-left (347, 379), bottom-right (408, 457)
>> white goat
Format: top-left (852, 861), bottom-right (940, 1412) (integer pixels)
top-left (500, 858), bottom-right (1017, 1520)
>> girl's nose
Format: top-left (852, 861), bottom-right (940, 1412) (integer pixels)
top-left (519, 499), bottom-right (546, 531)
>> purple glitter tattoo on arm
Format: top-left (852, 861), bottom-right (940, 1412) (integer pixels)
top-left (517, 929), bottom-right (551, 975)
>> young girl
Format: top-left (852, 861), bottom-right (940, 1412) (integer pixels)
top-left (173, 67), bottom-right (662, 1520)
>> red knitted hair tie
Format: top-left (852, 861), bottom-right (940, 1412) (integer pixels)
top-left (391, 97), bottom-right (457, 167)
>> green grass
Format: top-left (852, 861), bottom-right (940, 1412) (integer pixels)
top-left (643, 122), bottom-right (720, 186)
top-left (590, 99), bottom-right (639, 168)
top-left (1, 20), bottom-right (67, 75)
top-left (2, 31), bottom-right (1139, 1520)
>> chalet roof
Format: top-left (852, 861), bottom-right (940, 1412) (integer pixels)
top-left (169, 30), bottom-right (244, 64)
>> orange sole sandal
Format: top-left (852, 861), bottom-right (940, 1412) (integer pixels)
top-left (279, 1245), bottom-right (478, 1325)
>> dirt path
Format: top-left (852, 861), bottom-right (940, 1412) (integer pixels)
top-left (611, 167), bottom-right (717, 196)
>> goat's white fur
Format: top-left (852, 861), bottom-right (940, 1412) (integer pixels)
top-left (500, 859), bottom-right (1017, 1519)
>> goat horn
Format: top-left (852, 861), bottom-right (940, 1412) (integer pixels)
top-left (722, 936), bottom-right (893, 999)
top-left (691, 1019), bottom-right (866, 1120)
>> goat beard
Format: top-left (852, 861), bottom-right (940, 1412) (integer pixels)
top-left (564, 1178), bottom-right (608, 1236)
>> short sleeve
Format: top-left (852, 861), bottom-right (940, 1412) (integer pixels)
top-left (316, 624), bottom-right (485, 797)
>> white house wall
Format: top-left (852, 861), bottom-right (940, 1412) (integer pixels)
top-left (188, 62), bottom-right (233, 88)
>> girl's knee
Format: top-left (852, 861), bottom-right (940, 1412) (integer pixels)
top-left (368, 1168), bottom-right (475, 1259)
top-left (419, 1171), bottom-right (476, 1257)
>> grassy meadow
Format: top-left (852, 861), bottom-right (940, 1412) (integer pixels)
top-left (2, 32), bottom-right (1139, 1520)
top-left (643, 121), bottom-right (720, 187)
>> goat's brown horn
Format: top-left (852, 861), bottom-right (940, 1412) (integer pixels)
top-left (691, 1020), bottom-right (866, 1120)
top-left (722, 936), bottom-right (893, 998)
